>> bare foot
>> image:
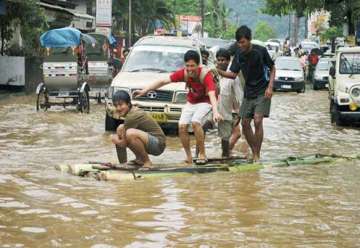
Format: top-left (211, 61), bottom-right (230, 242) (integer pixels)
top-left (140, 160), bottom-right (153, 170)
top-left (184, 155), bottom-right (193, 165)
top-left (253, 154), bottom-right (260, 163)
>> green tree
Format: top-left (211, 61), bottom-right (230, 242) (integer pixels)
top-left (254, 21), bottom-right (276, 41)
top-left (113, 0), bottom-right (175, 40)
top-left (0, 0), bottom-right (47, 56)
top-left (321, 26), bottom-right (343, 52)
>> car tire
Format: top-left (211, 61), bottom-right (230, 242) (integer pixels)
top-left (105, 113), bottom-right (122, 132)
top-left (330, 101), bottom-right (345, 126)
top-left (313, 83), bottom-right (318, 90)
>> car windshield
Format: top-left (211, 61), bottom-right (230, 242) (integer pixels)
top-left (276, 58), bottom-right (302, 71)
top-left (339, 53), bottom-right (360, 74)
top-left (317, 61), bottom-right (329, 71)
top-left (123, 45), bottom-right (190, 73)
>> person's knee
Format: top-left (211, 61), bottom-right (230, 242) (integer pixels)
top-left (253, 116), bottom-right (263, 129)
top-left (125, 128), bottom-right (138, 141)
top-left (241, 119), bottom-right (251, 128)
top-left (178, 124), bottom-right (188, 133)
top-left (191, 121), bottom-right (202, 130)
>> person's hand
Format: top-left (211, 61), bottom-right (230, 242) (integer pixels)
top-left (265, 86), bottom-right (273, 99)
top-left (213, 111), bottom-right (223, 123)
top-left (111, 134), bottom-right (120, 145)
top-left (132, 89), bottom-right (147, 98)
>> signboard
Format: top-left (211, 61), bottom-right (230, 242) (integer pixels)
top-left (96, 0), bottom-right (112, 27)
top-left (178, 15), bottom-right (202, 35)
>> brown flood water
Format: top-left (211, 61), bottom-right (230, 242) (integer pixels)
top-left (1, 89), bottom-right (360, 247)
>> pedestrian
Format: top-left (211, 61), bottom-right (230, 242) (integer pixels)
top-left (215, 48), bottom-right (249, 158)
top-left (133, 50), bottom-right (222, 165)
top-left (111, 90), bottom-right (166, 169)
top-left (200, 48), bottom-right (210, 66)
top-left (217, 25), bottom-right (275, 162)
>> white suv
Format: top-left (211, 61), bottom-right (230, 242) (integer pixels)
top-left (329, 47), bottom-right (360, 125)
top-left (104, 36), bottom-right (203, 131)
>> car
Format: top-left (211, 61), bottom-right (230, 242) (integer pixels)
top-left (301, 40), bottom-right (320, 54)
top-left (104, 35), bottom-right (204, 132)
top-left (274, 56), bottom-right (305, 93)
top-left (313, 58), bottom-right (331, 90)
top-left (329, 47), bottom-right (360, 126)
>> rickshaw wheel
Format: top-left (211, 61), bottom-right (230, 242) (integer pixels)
top-left (78, 90), bottom-right (90, 113)
top-left (36, 87), bottom-right (49, 112)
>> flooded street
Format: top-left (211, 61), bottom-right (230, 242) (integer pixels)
top-left (1, 89), bottom-right (360, 247)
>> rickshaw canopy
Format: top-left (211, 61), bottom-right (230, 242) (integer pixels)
top-left (40, 27), bottom-right (96, 48)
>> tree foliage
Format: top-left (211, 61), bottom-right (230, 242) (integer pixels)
top-left (254, 21), bottom-right (276, 41)
top-left (0, 0), bottom-right (47, 56)
top-left (113, 0), bottom-right (175, 38)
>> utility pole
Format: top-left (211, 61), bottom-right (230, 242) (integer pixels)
top-left (128, 0), bottom-right (132, 47)
top-left (200, 0), bottom-right (204, 37)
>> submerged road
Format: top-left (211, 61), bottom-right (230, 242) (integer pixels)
top-left (0, 89), bottom-right (360, 247)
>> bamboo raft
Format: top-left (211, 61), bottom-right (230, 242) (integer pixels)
top-left (55, 154), bottom-right (360, 182)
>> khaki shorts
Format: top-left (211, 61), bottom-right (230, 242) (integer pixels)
top-left (240, 95), bottom-right (271, 119)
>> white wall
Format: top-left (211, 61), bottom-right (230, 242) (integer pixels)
top-left (0, 56), bottom-right (25, 86)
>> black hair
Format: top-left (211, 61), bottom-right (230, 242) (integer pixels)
top-left (112, 90), bottom-right (132, 107)
top-left (200, 48), bottom-right (210, 57)
top-left (216, 48), bottom-right (231, 61)
top-left (184, 50), bottom-right (200, 64)
top-left (235, 25), bottom-right (252, 41)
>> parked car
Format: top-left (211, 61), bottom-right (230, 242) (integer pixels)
top-left (301, 40), bottom-right (320, 54)
top-left (104, 36), bottom-right (204, 132)
top-left (274, 56), bottom-right (305, 93)
top-left (329, 47), bottom-right (360, 125)
top-left (313, 58), bottom-right (331, 90)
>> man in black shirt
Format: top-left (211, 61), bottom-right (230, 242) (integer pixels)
top-left (217, 26), bottom-right (275, 162)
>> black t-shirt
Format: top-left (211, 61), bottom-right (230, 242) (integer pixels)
top-left (230, 44), bottom-right (274, 99)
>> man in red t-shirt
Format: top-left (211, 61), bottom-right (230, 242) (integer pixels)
top-left (133, 50), bottom-right (222, 165)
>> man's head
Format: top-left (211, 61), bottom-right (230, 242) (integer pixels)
top-left (200, 49), bottom-right (210, 65)
top-left (216, 48), bottom-right (231, 71)
top-left (112, 90), bottom-right (132, 116)
top-left (123, 48), bottom-right (130, 58)
top-left (235, 25), bottom-right (252, 52)
top-left (184, 50), bottom-right (201, 77)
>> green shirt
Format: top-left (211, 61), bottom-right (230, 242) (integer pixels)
top-left (124, 107), bottom-right (166, 145)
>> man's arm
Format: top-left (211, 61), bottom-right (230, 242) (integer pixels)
top-left (217, 69), bottom-right (238, 79)
top-left (208, 91), bottom-right (223, 122)
top-left (265, 65), bottom-right (276, 99)
top-left (133, 78), bottom-right (171, 97)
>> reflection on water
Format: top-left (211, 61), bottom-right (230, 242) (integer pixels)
top-left (1, 90), bottom-right (360, 247)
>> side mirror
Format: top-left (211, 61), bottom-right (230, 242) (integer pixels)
top-left (329, 66), bottom-right (336, 78)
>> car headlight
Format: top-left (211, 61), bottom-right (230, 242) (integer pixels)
top-left (314, 74), bottom-right (322, 80)
top-left (174, 91), bottom-right (187, 104)
top-left (294, 77), bottom-right (304, 82)
top-left (350, 87), bottom-right (360, 98)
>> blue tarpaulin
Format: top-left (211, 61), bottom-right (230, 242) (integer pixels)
top-left (40, 27), bottom-right (96, 48)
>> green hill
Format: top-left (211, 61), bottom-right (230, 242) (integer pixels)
top-left (224, 0), bottom-right (305, 39)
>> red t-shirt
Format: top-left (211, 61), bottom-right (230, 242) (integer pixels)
top-left (170, 67), bottom-right (216, 104)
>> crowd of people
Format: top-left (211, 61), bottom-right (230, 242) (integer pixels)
top-left (110, 25), bottom-right (276, 169)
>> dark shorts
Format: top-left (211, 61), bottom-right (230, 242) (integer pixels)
top-left (240, 95), bottom-right (271, 119)
top-left (146, 134), bottom-right (166, 156)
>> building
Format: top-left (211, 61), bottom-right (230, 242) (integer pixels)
top-left (39, 0), bottom-right (96, 32)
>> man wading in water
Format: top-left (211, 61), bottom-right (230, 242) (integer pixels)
top-left (133, 50), bottom-right (222, 165)
top-left (217, 26), bottom-right (275, 162)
